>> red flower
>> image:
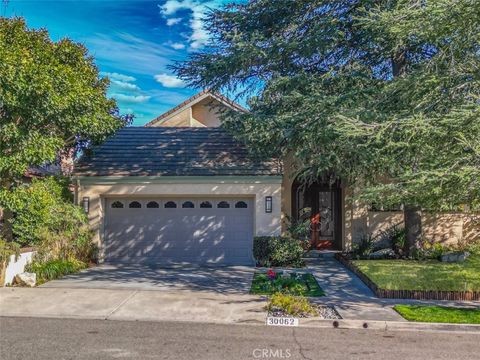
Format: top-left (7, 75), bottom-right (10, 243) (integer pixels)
top-left (267, 269), bottom-right (276, 280)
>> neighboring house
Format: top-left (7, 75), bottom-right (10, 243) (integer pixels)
top-left (74, 90), bottom-right (479, 265)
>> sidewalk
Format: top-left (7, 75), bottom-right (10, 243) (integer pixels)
top-left (306, 257), bottom-right (479, 321)
top-left (0, 287), bottom-right (267, 325)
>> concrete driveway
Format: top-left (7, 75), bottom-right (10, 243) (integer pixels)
top-left (40, 264), bottom-right (255, 294)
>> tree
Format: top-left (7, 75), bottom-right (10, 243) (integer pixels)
top-left (0, 17), bottom-right (130, 239)
top-left (0, 17), bottom-right (130, 181)
top-left (173, 0), bottom-right (480, 253)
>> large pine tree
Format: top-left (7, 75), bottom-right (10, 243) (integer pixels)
top-left (174, 0), bottom-right (480, 252)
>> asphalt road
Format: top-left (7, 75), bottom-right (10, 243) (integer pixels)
top-left (0, 317), bottom-right (478, 360)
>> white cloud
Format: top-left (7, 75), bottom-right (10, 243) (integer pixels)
top-left (100, 71), bottom-right (136, 82)
top-left (110, 79), bottom-right (140, 91)
top-left (166, 17), bottom-right (182, 26)
top-left (154, 73), bottom-right (186, 88)
top-left (170, 42), bottom-right (186, 50)
top-left (160, 0), bottom-right (195, 16)
top-left (111, 94), bottom-right (151, 103)
top-left (90, 33), bottom-right (179, 76)
top-left (159, 1), bottom-right (226, 50)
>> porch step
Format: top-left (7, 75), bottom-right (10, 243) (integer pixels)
top-left (304, 250), bottom-right (341, 259)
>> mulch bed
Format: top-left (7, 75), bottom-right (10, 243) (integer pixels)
top-left (335, 254), bottom-right (480, 301)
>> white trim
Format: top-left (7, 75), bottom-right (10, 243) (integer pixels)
top-left (77, 175), bottom-right (283, 185)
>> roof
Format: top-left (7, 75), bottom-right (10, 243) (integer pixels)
top-left (145, 89), bottom-right (248, 127)
top-left (74, 127), bottom-right (282, 177)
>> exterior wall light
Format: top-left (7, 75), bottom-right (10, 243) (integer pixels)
top-left (82, 196), bottom-right (90, 214)
top-left (265, 196), bottom-right (272, 213)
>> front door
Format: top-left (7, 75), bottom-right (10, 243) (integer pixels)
top-left (292, 181), bottom-right (341, 250)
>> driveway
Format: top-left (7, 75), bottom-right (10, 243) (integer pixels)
top-left (40, 263), bottom-right (255, 294)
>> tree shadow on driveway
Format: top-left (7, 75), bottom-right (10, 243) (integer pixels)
top-left (40, 263), bottom-right (255, 294)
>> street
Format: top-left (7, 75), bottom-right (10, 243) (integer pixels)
top-left (0, 317), bottom-right (478, 360)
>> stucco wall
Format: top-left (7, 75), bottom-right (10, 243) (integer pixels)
top-left (159, 108), bottom-right (191, 127)
top-left (78, 177), bottom-right (282, 260)
top-left (283, 175), bottom-right (478, 249)
top-left (350, 208), bottom-right (479, 246)
top-left (191, 99), bottom-right (222, 127)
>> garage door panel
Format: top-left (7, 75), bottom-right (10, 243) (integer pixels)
top-left (104, 197), bottom-right (253, 265)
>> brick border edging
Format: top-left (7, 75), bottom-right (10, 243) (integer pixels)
top-left (334, 254), bottom-right (480, 301)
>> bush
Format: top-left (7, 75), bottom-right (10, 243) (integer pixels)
top-left (253, 236), bottom-right (305, 267)
top-left (465, 241), bottom-right (480, 256)
top-left (267, 293), bottom-right (317, 317)
top-left (352, 234), bottom-right (374, 257)
top-left (0, 177), bottom-right (84, 246)
top-left (26, 258), bottom-right (87, 284)
top-left (285, 216), bottom-right (310, 242)
top-left (0, 177), bottom-right (97, 263)
top-left (0, 238), bottom-right (20, 265)
top-left (253, 236), bottom-right (272, 266)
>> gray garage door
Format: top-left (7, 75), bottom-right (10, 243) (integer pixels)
top-left (104, 197), bottom-right (254, 265)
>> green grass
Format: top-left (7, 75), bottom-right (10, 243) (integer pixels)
top-left (352, 255), bottom-right (480, 291)
top-left (250, 272), bottom-right (325, 297)
top-left (394, 305), bottom-right (480, 324)
top-left (26, 259), bottom-right (87, 285)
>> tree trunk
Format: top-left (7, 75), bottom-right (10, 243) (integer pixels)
top-left (392, 47), bottom-right (407, 77)
top-left (404, 205), bottom-right (422, 255)
top-left (392, 48), bottom-right (422, 255)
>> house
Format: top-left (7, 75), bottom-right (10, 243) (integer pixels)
top-left (74, 90), bottom-right (479, 265)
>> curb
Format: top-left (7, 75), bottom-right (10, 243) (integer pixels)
top-left (296, 318), bottom-right (480, 334)
top-left (1, 313), bottom-right (479, 333)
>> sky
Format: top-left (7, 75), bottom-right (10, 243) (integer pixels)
top-left (3, 0), bottom-right (234, 126)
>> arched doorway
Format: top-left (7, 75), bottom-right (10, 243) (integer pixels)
top-left (291, 179), bottom-right (342, 250)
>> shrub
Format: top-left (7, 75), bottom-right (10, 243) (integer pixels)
top-left (267, 293), bottom-right (317, 317)
top-left (0, 177), bottom-right (85, 246)
top-left (0, 238), bottom-right (20, 265)
top-left (270, 237), bottom-right (305, 267)
top-left (253, 236), bottom-right (272, 267)
top-left (285, 216), bottom-right (310, 242)
top-left (253, 236), bottom-right (305, 267)
top-left (26, 258), bottom-right (87, 284)
top-left (0, 177), bottom-right (97, 263)
top-left (352, 234), bottom-right (374, 257)
top-left (465, 241), bottom-right (480, 256)
top-left (371, 224), bottom-right (406, 255)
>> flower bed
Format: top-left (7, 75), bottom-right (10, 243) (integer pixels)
top-left (267, 293), bottom-right (340, 319)
top-left (250, 269), bottom-right (325, 297)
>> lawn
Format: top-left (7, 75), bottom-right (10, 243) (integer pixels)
top-left (352, 255), bottom-right (480, 291)
top-left (250, 272), bottom-right (325, 297)
top-left (394, 305), bottom-right (480, 324)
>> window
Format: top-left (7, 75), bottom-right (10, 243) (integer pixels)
top-left (235, 201), bottom-right (248, 209)
top-left (200, 201), bottom-right (212, 208)
top-left (217, 201), bottom-right (230, 208)
top-left (164, 201), bottom-right (177, 208)
top-left (182, 201), bottom-right (195, 208)
top-left (146, 201), bottom-right (159, 208)
top-left (111, 201), bottom-right (124, 209)
top-left (129, 201), bottom-right (142, 208)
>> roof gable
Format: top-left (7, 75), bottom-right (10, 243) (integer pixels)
top-left (145, 90), bottom-right (247, 127)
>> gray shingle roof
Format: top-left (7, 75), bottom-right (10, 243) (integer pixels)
top-left (74, 127), bottom-right (282, 177)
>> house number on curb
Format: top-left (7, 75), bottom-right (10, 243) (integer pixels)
top-left (266, 317), bottom-right (299, 327)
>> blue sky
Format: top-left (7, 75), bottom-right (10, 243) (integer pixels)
top-left (4, 0), bottom-right (233, 125)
